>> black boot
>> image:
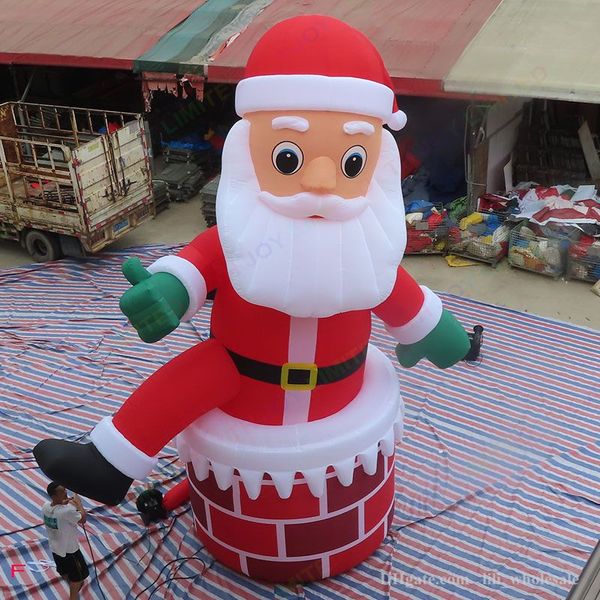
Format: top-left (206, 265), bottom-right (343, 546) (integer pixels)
top-left (33, 440), bottom-right (133, 506)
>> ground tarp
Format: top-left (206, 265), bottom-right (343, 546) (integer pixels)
top-left (1, 244), bottom-right (599, 598)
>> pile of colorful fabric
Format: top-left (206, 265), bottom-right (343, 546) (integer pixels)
top-left (448, 212), bottom-right (510, 262)
top-left (477, 192), bottom-right (521, 215)
top-left (470, 182), bottom-right (600, 276)
top-left (404, 200), bottom-right (449, 254)
top-left (478, 183), bottom-right (600, 225)
top-left (446, 195), bottom-right (468, 222)
top-left (568, 235), bottom-right (600, 282)
top-left (508, 222), bottom-right (568, 276)
top-left (515, 184), bottom-right (600, 226)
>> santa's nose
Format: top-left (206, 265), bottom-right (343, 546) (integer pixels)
top-left (300, 156), bottom-right (337, 193)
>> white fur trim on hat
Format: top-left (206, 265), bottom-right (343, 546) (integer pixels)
top-left (236, 74), bottom-right (406, 130)
top-left (90, 417), bottom-right (158, 480)
top-left (147, 255), bottom-right (207, 321)
top-left (385, 286), bottom-right (443, 344)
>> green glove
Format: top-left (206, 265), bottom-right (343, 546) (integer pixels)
top-left (395, 309), bottom-right (471, 369)
top-left (119, 258), bottom-right (190, 343)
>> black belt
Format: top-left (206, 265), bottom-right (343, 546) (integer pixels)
top-left (226, 345), bottom-right (368, 391)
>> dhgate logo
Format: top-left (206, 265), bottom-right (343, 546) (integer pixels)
top-left (10, 561), bottom-right (53, 577)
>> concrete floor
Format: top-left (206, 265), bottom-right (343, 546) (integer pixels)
top-left (1, 193), bottom-right (598, 330)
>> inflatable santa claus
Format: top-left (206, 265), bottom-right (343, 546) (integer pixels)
top-left (34, 15), bottom-right (471, 582)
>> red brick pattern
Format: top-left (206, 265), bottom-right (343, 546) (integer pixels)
top-left (329, 522), bottom-right (385, 577)
top-left (239, 478), bottom-right (320, 520)
top-left (246, 556), bottom-right (322, 583)
top-left (364, 467), bottom-right (395, 533)
top-left (209, 504), bottom-right (278, 556)
top-left (194, 522), bottom-right (241, 574)
top-left (189, 463), bottom-right (234, 511)
top-left (187, 448), bottom-right (395, 583)
top-left (387, 453), bottom-right (395, 470)
top-left (284, 507), bottom-right (359, 557)
top-left (190, 492), bottom-right (207, 530)
top-left (326, 452), bottom-right (385, 512)
top-left (387, 503), bottom-right (394, 530)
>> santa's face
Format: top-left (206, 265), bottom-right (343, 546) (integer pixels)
top-left (247, 110), bottom-right (383, 200)
top-left (216, 110), bottom-right (407, 318)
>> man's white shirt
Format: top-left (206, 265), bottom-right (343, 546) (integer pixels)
top-left (42, 502), bottom-right (80, 556)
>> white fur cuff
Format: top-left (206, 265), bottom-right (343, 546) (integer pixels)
top-left (385, 286), bottom-right (443, 344)
top-left (90, 417), bottom-right (158, 480)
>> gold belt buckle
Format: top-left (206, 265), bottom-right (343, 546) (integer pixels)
top-left (280, 362), bottom-right (318, 391)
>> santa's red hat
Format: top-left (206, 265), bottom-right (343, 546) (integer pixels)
top-left (236, 15), bottom-right (407, 130)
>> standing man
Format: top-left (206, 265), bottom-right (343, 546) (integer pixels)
top-left (42, 482), bottom-right (89, 600)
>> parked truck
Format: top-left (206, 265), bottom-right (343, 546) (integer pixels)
top-left (0, 101), bottom-right (155, 261)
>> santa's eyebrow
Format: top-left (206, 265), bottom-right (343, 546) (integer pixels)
top-left (271, 116), bottom-right (309, 132)
top-left (343, 121), bottom-right (375, 136)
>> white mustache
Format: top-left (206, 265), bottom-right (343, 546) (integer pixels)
top-left (258, 191), bottom-right (368, 221)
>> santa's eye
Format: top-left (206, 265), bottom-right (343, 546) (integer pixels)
top-left (272, 142), bottom-right (303, 175)
top-left (341, 146), bottom-right (367, 178)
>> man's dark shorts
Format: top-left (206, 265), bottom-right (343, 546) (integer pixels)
top-left (52, 549), bottom-right (89, 582)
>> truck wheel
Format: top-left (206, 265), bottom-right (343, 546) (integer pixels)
top-left (24, 230), bottom-right (62, 262)
top-left (59, 234), bottom-right (85, 258)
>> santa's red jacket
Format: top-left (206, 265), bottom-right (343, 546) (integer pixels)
top-left (90, 226), bottom-right (442, 481)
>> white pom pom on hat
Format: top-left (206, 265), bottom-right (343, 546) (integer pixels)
top-left (387, 109), bottom-right (408, 131)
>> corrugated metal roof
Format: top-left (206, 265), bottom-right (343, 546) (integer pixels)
top-left (0, 0), bottom-right (206, 69)
top-left (206, 0), bottom-right (503, 96)
top-left (445, 0), bottom-right (600, 102)
top-left (134, 0), bottom-right (271, 74)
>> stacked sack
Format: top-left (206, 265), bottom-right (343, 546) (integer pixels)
top-left (448, 212), bottom-right (510, 262)
top-left (508, 223), bottom-right (566, 275)
top-left (404, 200), bottom-right (449, 254)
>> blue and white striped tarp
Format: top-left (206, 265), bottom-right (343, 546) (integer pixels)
top-left (1, 244), bottom-right (599, 599)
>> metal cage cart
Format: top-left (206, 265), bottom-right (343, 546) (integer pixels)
top-left (508, 221), bottom-right (570, 279)
top-left (404, 203), bottom-right (451, 255)
top-left (446, 212), bottom-right (512, 267)
top-left (567, 239), bottom-right (600, 282)
top-left (405, 224), bottom-right (450, 254)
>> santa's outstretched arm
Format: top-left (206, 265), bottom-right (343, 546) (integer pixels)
top-left (373, 266), bottom-right (471, 368)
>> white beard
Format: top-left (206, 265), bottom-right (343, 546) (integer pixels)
top-left (216, 119), bottom-right (407, 318)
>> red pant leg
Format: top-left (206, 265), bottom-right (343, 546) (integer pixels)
top-left (112, 339), bottom-right (240, 456)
